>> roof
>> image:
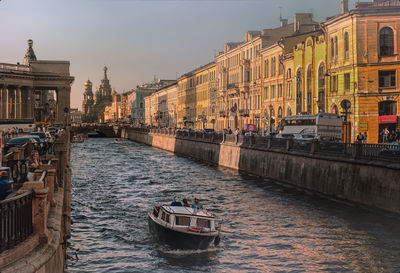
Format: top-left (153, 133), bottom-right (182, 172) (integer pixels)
top-left (162, 205), bottom-right (214, 218)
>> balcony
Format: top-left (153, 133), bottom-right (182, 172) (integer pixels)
top-left (239, 109), bottom-right (250, 117)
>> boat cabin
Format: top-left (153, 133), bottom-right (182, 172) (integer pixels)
top-left (153, 205), bottom-right (217, 232)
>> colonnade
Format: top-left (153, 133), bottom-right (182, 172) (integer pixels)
top-left (0, 84), bottom-right (71, 122)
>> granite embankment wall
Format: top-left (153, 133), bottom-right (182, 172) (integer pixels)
top-left (0, 132), bottom-right (72, 273)
top-left (124, 128), bottom-right (400, 214)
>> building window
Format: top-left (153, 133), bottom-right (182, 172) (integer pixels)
top-left (286, 69), bottom-right (292, 79)
top-left (330, 38), bottom-right (335, 60)
top-left (264, 60), bottom-right (269, 78)
top-left (306, 65), bottom-right (312, 114)
top-left (271, 57), bottom-right (276, 77)
top-left (331, 75), bottom-right (338, 92)
top-left (379, 70), bottom-right (396, 88)
top-left (344, 32), bottom-right (349, 60)
top-left (318, 63), bottom-right (326, 113)
top-left (334, 36), bottom-right (338, 62)
top-left (264, 87), bottom-right (269, 100)
top-left (378, 100), bottom-right (397, 116)
top-left (278, 84), bottom-right (283, 98)
top-left (271, 85), bottom-right (276, 99)
top-left (278, 106), bottom-right (283, 118)
top-left (296, 68), bottom-right (302, 114)
top-left (278, 55), bottom-right (284, 75)
top-left (380, 27), bottom-right (394, 57)
top-left (344, 73), bottom-right (351, 91)
top-left (286, 81), bottom-right (292, 98)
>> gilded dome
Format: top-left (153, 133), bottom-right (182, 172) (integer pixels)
top-left (84, 79), bottom-right (92, 87)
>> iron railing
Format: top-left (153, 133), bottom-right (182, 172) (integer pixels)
top-left (0, 191), bottom-right (33, 253)
top-left (131, 128), bottom-right (400, 162)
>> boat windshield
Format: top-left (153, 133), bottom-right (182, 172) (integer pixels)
top-left (161, 212), bottom-right (170, 223)
top-left (197, 218), bottom-right (211, 228)
top-left (175, 216), bottom-right (191, 226)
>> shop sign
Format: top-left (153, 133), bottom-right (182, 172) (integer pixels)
top-left (245, 124), bottom-right (257, 132)
top-left (378, 115), bottom-right (397, 124)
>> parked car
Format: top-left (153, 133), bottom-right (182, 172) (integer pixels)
top-left (4, 136), bottom-right (40, 154)
top-left (379, 142), bottom-right (400, 158)
top-left (294, 134), bottom-right (315, 140)
top-left (29, 132), bottom-right (48, 143)
top-left (0, 167), bottom-right (14, 200)
top-left (275, 133), bottom-right (295, 138)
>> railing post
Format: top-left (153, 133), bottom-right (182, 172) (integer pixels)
top-left (222, 133), bottom-right (226, 143)
top-left (39, 166), bottom-right (56, 207)
top-left (32, 187), bottom-right (49, 243)
top-left (267, 136), bottom-right (272, 149)
top-left (310, 139), bottom-right (318, 154)
top-left (286, 138), bottom-right (292, 151)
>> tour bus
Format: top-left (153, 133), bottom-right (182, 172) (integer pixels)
top-left (0, 118), bottom-right (35, 133)
top-left (280, 113), bottom-right (343, 140)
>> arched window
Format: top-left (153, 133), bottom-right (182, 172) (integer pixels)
top-left (306, 65), bottom-right (312, 114)
top-left (296, 68), bottom-right (303, 114)
top-left (286, 106), bottom-right (292, 117)
top-left (380, 27), bottom-right (394, 57)
top-left (344, 32), bottom-right (349, 59)
top-left (318, 63), bottom-right (326, 113)
top-left (277, 106), bottom-right (283, 118)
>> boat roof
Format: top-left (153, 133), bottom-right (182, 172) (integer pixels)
top-left (161, 205), bottom-right (215, 218)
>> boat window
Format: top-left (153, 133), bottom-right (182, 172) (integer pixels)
top-left (197, 218), bottom-right (211, 228)
top-left (162, 212), bottom-right (170, 223)
top-left (175, 216), bottom-right (191, 226)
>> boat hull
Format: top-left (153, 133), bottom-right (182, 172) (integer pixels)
top-left (148, 214), bottom-right (219, 250)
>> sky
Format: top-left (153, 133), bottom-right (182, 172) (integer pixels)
top-left (0, 0), bottom-right (359, 109)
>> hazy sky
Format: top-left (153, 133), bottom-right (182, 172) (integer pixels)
top-left (0, 0), bottom-right (358, 109)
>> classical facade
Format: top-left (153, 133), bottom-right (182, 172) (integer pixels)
top-left (131, 79), bottom-right (175, 125)
top-left (0, 39), bottom-right (74, 123)
top-left (322, 0), bottom-right (400, 143)
top-left (215, 14), bottom-right (318, 131)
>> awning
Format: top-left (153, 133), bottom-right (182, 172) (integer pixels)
top-left (379, 115), bottom-right (397, 124)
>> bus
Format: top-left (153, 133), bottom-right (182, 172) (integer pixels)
top-left (280, 113), bottom-right (343, 139)
top-left (0, 118), bottom-right (35, 133)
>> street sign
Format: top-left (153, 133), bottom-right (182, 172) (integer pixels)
top-left (340, 99), bottom-right (351, 111)
top-left (64, 107), bottom-right (70, 113)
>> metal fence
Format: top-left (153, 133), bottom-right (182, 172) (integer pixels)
top-left (0, 191), bottom-right (33, 253)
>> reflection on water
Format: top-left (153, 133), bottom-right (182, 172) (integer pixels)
top-left (67, 138), bottom-right (400, 273)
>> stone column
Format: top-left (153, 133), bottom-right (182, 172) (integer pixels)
top-left (56, 86), bottom-right (71, 123)
top-left (26, 87), bottom-right (34, 119)
top-left (5, 85), bottom-right (9, 118)
top-left (13, 87), bottom-right (17, 119)
top-left (0, 85), bottom-right (3, 119)
top-left (17, 86), bottom-right (22, 119)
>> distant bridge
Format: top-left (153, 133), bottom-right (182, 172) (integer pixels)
top-left (71, 125), bottom-right (121, 138)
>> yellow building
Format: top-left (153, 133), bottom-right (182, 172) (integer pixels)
top-left (193, 62), bottom-right (217, 129)
top-left (177, 72), bottom-right (195, 128)
top-left (324, 0), bottom-right (400, 143)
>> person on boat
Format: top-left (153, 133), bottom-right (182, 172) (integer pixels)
top-left (191, 198), bottom-right (203, 209)
top-left (182, 198), bottom-right (190, 207)
top-left (170, 197), bottom-right (182, 206)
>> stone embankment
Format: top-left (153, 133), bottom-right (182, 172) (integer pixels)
top-left (0, 130), bottom-right (71, 273)
top-left (123, 127), bottom-right (400, 214)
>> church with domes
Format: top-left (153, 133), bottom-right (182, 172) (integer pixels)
top-left (82, 66), bottom-right (113, 122)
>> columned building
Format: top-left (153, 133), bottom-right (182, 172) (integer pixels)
top-left (215, 14), bottom-right (318, 131)
top-left (0, 39), bottom-right (74, 123)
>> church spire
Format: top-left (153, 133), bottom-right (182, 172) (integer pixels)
top-left (103, 65), bottom-right (108, 80)
top-left (23, 39), bottom-right (37, 65)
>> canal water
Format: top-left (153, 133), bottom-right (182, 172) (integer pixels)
top-left (67, 138), bottom-right (400, 273)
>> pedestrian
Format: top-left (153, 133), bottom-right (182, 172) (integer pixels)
top-left (356, 132), bottom-right (363, 144)
top-left (382, 128), bottom-right (389, 143)
top-left (27, 150), bottom-right (42, 181)
top-left (363, 132), bottom-right (368, 144)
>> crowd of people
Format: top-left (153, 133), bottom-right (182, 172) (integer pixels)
top-left (380, 128), bottom-right (400, 143)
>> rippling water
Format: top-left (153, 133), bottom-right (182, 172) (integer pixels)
top-left (67, 138), bottom-right (400, 273)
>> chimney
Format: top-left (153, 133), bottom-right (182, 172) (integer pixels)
top-left (341, 0), bottom-right (349, 14)
top-left (280, 19), bottom-right (288, 27)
